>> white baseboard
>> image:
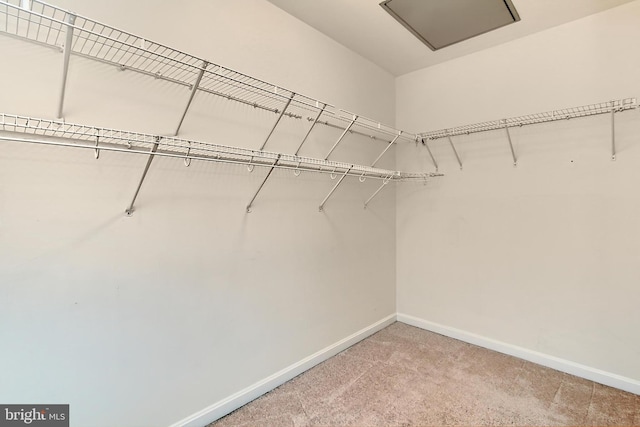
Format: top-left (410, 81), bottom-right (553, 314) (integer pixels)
top-left (169, 314), bottom-right (397, 427)
top-left (397, 313), bottom-right (640, 396)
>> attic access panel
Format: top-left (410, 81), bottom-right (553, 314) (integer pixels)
top-left (380, 0), bottom-right (520, 51)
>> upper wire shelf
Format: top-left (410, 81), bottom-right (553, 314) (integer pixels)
top-left (0, 0), bottom-right (418, 145)
top-left (0, 113), bottom-right (431, 181)
top-left (419, 98), bottom-right (638, 140)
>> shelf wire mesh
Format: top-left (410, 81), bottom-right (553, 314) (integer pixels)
top-left (0, 113), bottom-right (432, 180)
top-left (0, 0), bottom-right (418, 145)
top-left (420, 98), bottom-right (637, 140)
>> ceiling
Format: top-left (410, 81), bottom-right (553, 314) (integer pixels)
top-left (266, 0), bottom-right (636, 76)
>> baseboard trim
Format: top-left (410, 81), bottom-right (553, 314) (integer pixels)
top-left (397, 313), bottom-right (640, 396)
top-left (169, 313), bottom-right (397, 427)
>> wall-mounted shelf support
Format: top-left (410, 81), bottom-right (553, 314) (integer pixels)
top-left (56, 12), bottom-right (75, 119)
top-left (244, 92), bottom-right (296, 206)
top-left (610, 103), bottom-right (616, 161)
top-left (246, 154), bottom-right (281, 213)
top-left (260, 92), bottom-right (294, 151)
top-left (246, 101), bottom-right (327, 211)
top-left (503, 120), bottom-right (517, 166)
top-left (325, 115), bottom-right (357, 160)
top-left (174, 60), bottom-right (209, 136)
top-left (420, 138), bottom-right (439, 171)
top-left (319, 167), bottom-right (351, 212)
top-left (447, 135), bottom-right (463, 170)
top-left (294, 103), bottom-right (326, 155)
top-left (125, 135), bottom-right (160, 216)
top-left (364, 175), bottom-right (393, 209)
top-left (371, 132), bottom-right (400, 167)
top-left (94, 128), bottom-right (100, 159)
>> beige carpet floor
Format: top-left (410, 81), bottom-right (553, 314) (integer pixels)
top-left (210, 322), bottom-right (640, 426)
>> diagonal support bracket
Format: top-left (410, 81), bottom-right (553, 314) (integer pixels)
top-left (174, 60), bottom-right (209, 136)
top-left (364, 175), bottom-right (393, 209)
top-left (611, 103), bottom-right (616, 161)
top-left (260, 92), bottom-right (295, 151)
top-left (246, 102), bottom-right (325, 212)
top-left (294, 103), bottom-right (326, 156)
top-left (371, 132), bottom-right (400, 167)
top-left (447, 135), bottom-right (463, 170)
top-left (319, 166), bottom-right (351, 212)
top-left (125, 136), bottom-right (160, 216)
top-left (503, 120), bottom-right (517, 166)
top-left (56, 12), bottom-right (76, 119)
top-left (421, 138), bottom-right (439, 172)
top-left (246, 155), bottom-right (280, 213)
top-left (325, 115), bottom-right (357, 160)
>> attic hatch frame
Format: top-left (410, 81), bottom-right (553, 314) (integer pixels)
top-left (419, 98), bottom-right (638, 170)
top-left (0, 0), bottom-right (439, 214)
top-left (380, 0), bottom-right (521, 51)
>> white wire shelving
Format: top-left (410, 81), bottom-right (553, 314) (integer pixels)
top-left (0, 114), bottom-right (438, 213)
top-left (0, 0), bottom-right (418, 145)
top-left (0, 0), bottom-right (440, 213)
top-left (418, 98), bottom-right (638, 169)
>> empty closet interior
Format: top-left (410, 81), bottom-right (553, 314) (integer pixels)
top-left (1, 0), bottom-right (639, 426)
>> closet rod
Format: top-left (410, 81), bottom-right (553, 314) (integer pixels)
top-left (419, 98), bottom-right (637, 140)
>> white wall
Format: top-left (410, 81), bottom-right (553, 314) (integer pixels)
top-left (396, 1), bottom-right (640, 385)
top-left (0, 1), bottom-right (399, 426)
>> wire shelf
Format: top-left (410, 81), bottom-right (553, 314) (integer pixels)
top-left (0, 113), bottom-right (433, 181)
top-left (420, 98), bottom-right (638, 140)
top-left (0, 0), bottom-right (418, 145)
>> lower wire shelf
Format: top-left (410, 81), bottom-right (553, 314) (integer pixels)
top-left (0, 113), bottom-right (442, 213)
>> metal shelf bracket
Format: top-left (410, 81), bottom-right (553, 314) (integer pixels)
top-left (174, 60), bottom-right (209, 136)
top-left (260, 92), bottom-right (295, 151)
top-left (56, 12), bottom-right (76, 119)
top-left (364, 174), bottom-right (393, 209)
top-left (503, 119), bottom-right (517, 166)
top-left (246, 154), bottom-right (281, 213)
top-left (421, 137), bottom-right (439, 172)
top-left (319, 166), bottom-right (352, 212)
top-left (294, 103), bottom-right (326, 156)
top-left (325, 115), bottom-right (357, 160)
top-left (447, 134), bottom-right (463, 170)
top-left (371, 132), bottom-right (400, 167)
top-left (94, 128), bottom-right (100, 159)
top-left (611, 102), bottom-right (616, 161)
top-left (245, 100), bottom-right (328, 212)
top-left (125, 135), bottom-right (160, 216)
